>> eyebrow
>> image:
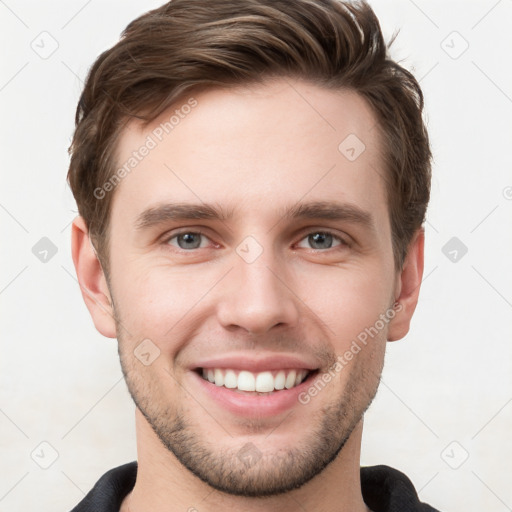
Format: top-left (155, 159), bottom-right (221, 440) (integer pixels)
top-left (135, 203), bottom-right (234, 230)
top-left (134, 200), bottom-right (375, 233)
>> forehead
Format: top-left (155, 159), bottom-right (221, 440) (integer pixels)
top-left (110, 78), bottom-right (387, 230)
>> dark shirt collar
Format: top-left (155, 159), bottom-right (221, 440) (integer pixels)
top-left (70, 461), bottom-right (441, 512)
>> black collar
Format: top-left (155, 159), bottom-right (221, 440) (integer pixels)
top-left (70, 461), bottom-right (441, 512)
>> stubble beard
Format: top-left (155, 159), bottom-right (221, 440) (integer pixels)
top-left (116, 326), bottom-right (384, 498)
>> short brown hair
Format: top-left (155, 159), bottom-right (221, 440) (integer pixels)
top-left (67, 0), bottom-right (431, 275)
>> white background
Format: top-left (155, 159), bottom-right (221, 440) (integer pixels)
top-left (1, 1), bottom-right (511, 511)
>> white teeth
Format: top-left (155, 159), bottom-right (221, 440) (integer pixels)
top-left (274, 370), bottom-right (286, 390)
top-left (255, 371), bottom-right (274, 392)
top-left (224, 370), bottom-right (237, 388)
top-left (238, 371), bottom-right (256, 391)
top-left (285, 370), bottom-right (297, 389)
top-left (201, 368), bottom-right (310, 392)
top-left (214, 368), bottom-right (224, 387)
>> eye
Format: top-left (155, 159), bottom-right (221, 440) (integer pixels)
top-left (296, 231), bottom-right (348, 250)
top-left (166, 231), bottom-right (212, 250)
top-left (162, 229), bottom-right (348, 253)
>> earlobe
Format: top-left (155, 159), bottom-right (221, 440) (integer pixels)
top-left (71, 216), bottom-right (117, 339)
top-left (387, 227), bottom-right (425, 342)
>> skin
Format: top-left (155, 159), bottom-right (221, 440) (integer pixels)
top-left (72, 77), bottom-right (424, 512)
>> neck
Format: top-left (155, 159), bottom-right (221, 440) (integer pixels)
top-left (121, 409), bottom-right (370, 512)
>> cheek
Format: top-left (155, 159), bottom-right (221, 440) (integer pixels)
top-left (299, 263), bottom-right (394, 344)
top-left (110, 261), bottom-right (214, 346)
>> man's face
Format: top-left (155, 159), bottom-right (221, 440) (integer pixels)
top-left (105, 78), bottom-right (400, 496)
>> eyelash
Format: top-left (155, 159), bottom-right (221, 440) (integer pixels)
top-left (163, 229), bottom-right (350, 252)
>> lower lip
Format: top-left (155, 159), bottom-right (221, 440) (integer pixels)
top-left (189, 370), bottom-right (317, 418)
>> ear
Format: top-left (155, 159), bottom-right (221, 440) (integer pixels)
top-left (71, 216), bottom-right (117, 338)
top-left (387, 227), bottom-right (425, 342)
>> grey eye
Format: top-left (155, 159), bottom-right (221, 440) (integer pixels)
top-left (168, 232), bottom-right (207, 250)
top-left (296, 232), bottom-right (343, 250)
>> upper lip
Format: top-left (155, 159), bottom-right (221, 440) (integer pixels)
top-left (191, 353), bottom-right (320, 373)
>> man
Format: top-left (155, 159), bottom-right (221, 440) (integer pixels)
top-left (67, 0), bottom-right (440, 510)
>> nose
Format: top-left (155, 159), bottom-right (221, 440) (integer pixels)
top-left (216, 247), bottom-right (300, 336)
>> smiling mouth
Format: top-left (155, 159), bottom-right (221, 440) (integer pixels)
top-left (195, 367), bottom-right (318, 394)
